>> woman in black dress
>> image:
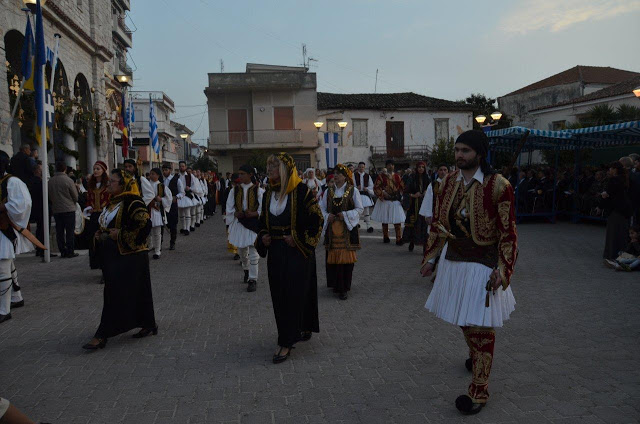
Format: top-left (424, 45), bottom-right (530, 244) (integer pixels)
top-left (402, 161), bottom-right (430, 251)
top-left (256, 153), bottom-right (324, 364)
top-left (600, 161), bottom-right (632, 260)
top-left (82, 169), bottom-right (157, 350)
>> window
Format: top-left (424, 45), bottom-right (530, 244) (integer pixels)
top-left (326, 119), bottom-right (343, 145)
top-left (552, 120), bottom-right (566, 130)
top-left (227, 109), bottom-right (248, 144)
top-left (434, 118), bottom-right (449, 142)
top-left (274, 107), bottom-right (294, 130)
top-left (352, 119), bottom-right (368, 147)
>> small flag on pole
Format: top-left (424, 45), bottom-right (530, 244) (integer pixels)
top-left (149, 96), bottom-right (159, 154)
top-left (33, 0), bottom-right (47, 146)
top-left (119, 90), bottom-right (129, 157)
top-left (324, 132), bottom-right (338, 168)
top-left (21, 16), bottom-right (34, 85)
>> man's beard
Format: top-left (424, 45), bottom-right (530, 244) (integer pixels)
top-left (456, 156), bottom-right (480, 170)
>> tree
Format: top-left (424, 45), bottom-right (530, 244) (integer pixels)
top-left (430, 136), bottom-right (455, 167)
top-left (459, 93), bottom-right (512, 130)
top-left (246, 150), bottom-right (271, 173)
top-left (615, 104), bottom-right (640, 122)
top-left (192, 156), bottom-right (217, 172)
top-left (581, 104), bottom-right (616, 126)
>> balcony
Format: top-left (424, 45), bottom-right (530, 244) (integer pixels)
top-left (112, 14), bottom-right (133, 48)
top-left (370, 145), bottom-right (431, 162)
top-left (210, 129), bottom-right (302, 149)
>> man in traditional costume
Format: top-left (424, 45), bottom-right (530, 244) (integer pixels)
top-left (0, 151), bottom-right (33, 323)
top-left (402, 161), bottom-right (430, 252)
top-left (177, 161), bottom-right (195, 235)
top-left (420, 130), bottom-right (518, 415)
top-left (162, 164), bottom-right (180, 250)
top-left (371, 159), bottom-right (405, 244)
top-left (187, 167), bottom-right (203, 230)
top-left (256, 153), bottom-right (323, 364)
top-left (419, 164), bottom-right (450, 255)
top-left (148, 168), bottom-right (173, 259)
top-left (226, 165), bottom-right (265, 292)
top-left (321, 164), bottom-right (362, 300)
top-left (353, 162), bottom-right (375, 233)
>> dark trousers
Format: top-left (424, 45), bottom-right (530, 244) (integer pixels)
top-left (54, 211), bottom-right (75, 256)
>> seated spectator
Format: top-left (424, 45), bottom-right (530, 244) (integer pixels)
top-left (605, 225), bottom-right (640, 271)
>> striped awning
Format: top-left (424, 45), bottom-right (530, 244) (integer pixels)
top-left (487, 121), bottom-right (640, 151)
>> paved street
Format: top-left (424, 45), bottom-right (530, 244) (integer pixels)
top-left (1, 217), bottom-right (638, 424)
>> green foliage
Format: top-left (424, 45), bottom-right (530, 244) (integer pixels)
top-left (615, 104), bottom-right (640, 122)
top-left (246, 150), bottom-right (271, 173)
top-left (581, 104), bottom-right (616, 126)
top-left (459, 93), bottom-right (512, 130)
top-left (192, 156), bottom-right (217, 172)
top-left (430, 137), bottom-right (455, 167)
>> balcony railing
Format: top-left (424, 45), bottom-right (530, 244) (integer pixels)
top-left (371, 145), bottom-right (431, 161)
top-left (210, 129), bottom-right (302, 146)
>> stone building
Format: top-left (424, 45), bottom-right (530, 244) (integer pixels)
top-left (206, 63), bottom-right (318, 174)
top-left (316, 92), bottom-right (472, 170)
top-left (498, 65), bottom-right (640, 128)
top-left (1, 0), bottom-right (134, 173)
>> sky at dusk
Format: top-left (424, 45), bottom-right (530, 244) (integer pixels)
top-left (128, 0), bottom-right (640, 145)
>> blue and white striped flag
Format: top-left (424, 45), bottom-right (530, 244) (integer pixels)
top-left (149, 97), bottom-right (159, 154)
top-left (324, 132), bottom-right (338, 168)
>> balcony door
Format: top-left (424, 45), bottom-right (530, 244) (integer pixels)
top-left (386, 121), bottom-right (404, 157)
top-left (228, 109), bottom-right (248, 144)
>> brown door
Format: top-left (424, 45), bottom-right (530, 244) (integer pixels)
top-left (386, 121), bottom-right (404, 157)
top-left (228, 109), bottom-right (248, 144)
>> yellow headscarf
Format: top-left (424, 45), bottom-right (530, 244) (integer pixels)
top-left (334, 164), bottom-right (353, 185)
top-left (109, 170), bottom-right (141, 205)
top-left (271, 152), bottom-right (302, 195)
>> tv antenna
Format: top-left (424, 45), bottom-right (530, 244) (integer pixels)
top-left (220, 59), bottom-right (224, 73)
top-left (375, 69), bottom-right (379, 92)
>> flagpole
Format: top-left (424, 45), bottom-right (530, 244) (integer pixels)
top-left (149, 94), bottom-right (153, 172)
top-left (40, 54), bottom-right (49, 263)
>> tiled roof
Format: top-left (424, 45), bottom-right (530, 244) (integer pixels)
top-left (502, 66), bottom-right (640, 97)
top-left (531, 76), bottom-right (640, 112)
top-left (317, 92), bottom-right (470, 111)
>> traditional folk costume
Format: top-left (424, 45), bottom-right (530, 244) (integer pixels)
top-left (419, 175), bottom-right (444, 255)
top-left (163, 167), bottom-right (181, 250)
top-left (92, 172), bottom-right (156, 343)
top-left (353, 170), bottom-right (375, 232)
top-left (225, 175), bottom-right (265, 292)
top-left (0, 170), bottom-right (34, 323)
top-left (402, 163), bottom-right (431, 251)
top-left (303, 168), bottom-right (323, 201)
top-left (190, 174), bottom-right (205, 227)
top-left (148, 176), bottom-right (173, 259)
top-left (198, 176), bottom-right (208, 222)
top-left (256, 153), bottom-right (323, 359)
top-left (85, 161), bottom-right (110, 271)
top-left (178, 171), bottom-right (196, 234)
top-left (422, 131), bottom-right (518, 415)
top-left (321, 165), bottom-right (362, 300)
top-left (371, 170), bottom-right (406, 244)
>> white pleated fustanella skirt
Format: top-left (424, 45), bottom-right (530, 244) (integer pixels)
top-left (371, 199), bottom-right (406, 224)
top-left (425, 243), bottom-right (516, 328)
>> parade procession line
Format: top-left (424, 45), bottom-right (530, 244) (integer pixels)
top-left (0, 217), bottom-right (639, 423)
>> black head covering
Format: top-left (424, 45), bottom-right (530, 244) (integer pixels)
top-left (385, 159), bottom-right (395, 166)
top-left (455, 130), bottom-right (489, 157)
top-left (239, 164), bottom-right (254, 174)
top-left (123, 158), bottom-right (137, 169)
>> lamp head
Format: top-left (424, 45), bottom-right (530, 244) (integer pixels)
top-left (633, 86), bottom-right (640, 98)
top-left (475, 115), bottom-right (487, 125)
top-left (23, 0), bottom-right (46, 13)
top-left (180, 133), bottom-right (188, 140)
top-left (338, 121), bottom-right (348, 129)
top-left (115, 74), bottom-right (131, 85)
top-left (490, 111), bottom-right (503, 121)
top-left (313, 121), bottom-right (324, 129)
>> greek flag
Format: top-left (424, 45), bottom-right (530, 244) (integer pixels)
top-left (324, 132), bottom-right (338, 168)
top-left (149, 97), bottom-right (159, 154)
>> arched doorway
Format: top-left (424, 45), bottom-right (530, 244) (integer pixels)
top-left (4, 29), bottom-right (31, 154)
top-left (72, 73), bottom-right (92, 173)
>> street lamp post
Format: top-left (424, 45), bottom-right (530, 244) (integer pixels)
top-left (180, 133), bottom-right (188, 162)
top-left (475, 111), bottom-right (503, 131)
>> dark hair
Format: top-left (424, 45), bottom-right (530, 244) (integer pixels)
top-left (437, 164), bottom-right (448, 170)
top-left (88, 168), bottom-right (109, 190)
top-left (111, 169), bottom-right (125, 186)
top-left (179, 161), bottom-right (186, 166)
top-left (609, 161), bottom-right (629, 188)
top-left (385, 159), bottom-right (395, 166)
top-left (0, 151), bottom-right (10, 175)
top-left (55, 162), bottom-right (67, 172)
top-left (358, 162), bottom-right (366, 166)
top-left (150, 167), bottom-right (163, 183)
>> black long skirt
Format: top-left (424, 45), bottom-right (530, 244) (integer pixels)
top-left (95, 239), bottom-right (156, 339)
top-left (603, 211), bottom-right (629, 260)
top-left (86, 212), bottom-right (101, 269)
top-left (267, 240), bottom-right (319, 348)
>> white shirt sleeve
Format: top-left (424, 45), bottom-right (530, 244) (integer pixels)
top-left (139, 176), bottom-right (155, 206)
top-left (366, 175), bottom-right (374, 197)
top-left (225, 187), bottom-right (236, 226)
top-left (420, 183), bottom-right (434, 218)
top-left (257, 187), bottom-right (265, 217)
top-left (343, 188), bottom-right (363, 231)
top-left (6, 177), bottom-right (32, 228)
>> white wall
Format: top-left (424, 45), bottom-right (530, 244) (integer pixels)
top-left (313, 109), bottom-right (472, 169)
top-left (531, 95), bottom-right (638, 130)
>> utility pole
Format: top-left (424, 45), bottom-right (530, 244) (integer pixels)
top-left (374, 69), bottom-right (379, 93)
top-left (301, 43), bottom-right (308, 70)
top-left (220, 59), bottom-right (224, 72)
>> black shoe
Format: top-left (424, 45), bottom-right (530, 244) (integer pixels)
top-left (132, 326), bottom-right (158, 338)
top-left (272, 347), bottom-right (291, 364)
top-left (408, 242), bottom-right (414, 252)
top-left (465, 358), bottom-right (472, 372)
top-left (383, 237), bottom-right (390, 243)
top-left (455, 395), bottom-right (485, 415)
top-left (82, 338), bottom-right (107, 350)
top-left (339, 292), bottom-right (348, 300)
top-left (243, 270), bottom-right (249, 284)
top-left (367, 227), bottom-right (374, 233)
top-left (233, 254), bottom-right (240, 261)
top-left (0, 313), bottom-right (12, 324)
top-left (195, 223), bottom-right (200, 227)
top-left (66, 252), bottom-right (79, 258)
top-left (180, 229), bottom-right (186, 234)
top-left (247, 280), bottom-right (257, 292)
top-left (184, 230), bottom-right (190, 236)
top-left (152, 254), bottom-right (160, 260)
top-left (190, 227), bottom-right (195, 232)
top-left (169, 243), bottom-right (175, 250)
top-left (299, 331), bottom-right (312, 342)
top-left (11, 300), bottom-right (24, 308)
top-left (396, 240), bottom-right (404, 246)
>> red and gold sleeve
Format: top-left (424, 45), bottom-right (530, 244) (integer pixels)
top-left (421, 179), bottom-right (446, 266)
top-left (373, 175), bottom-right (385, 198)
top-left (496, 181), bottom-right (518, 289)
